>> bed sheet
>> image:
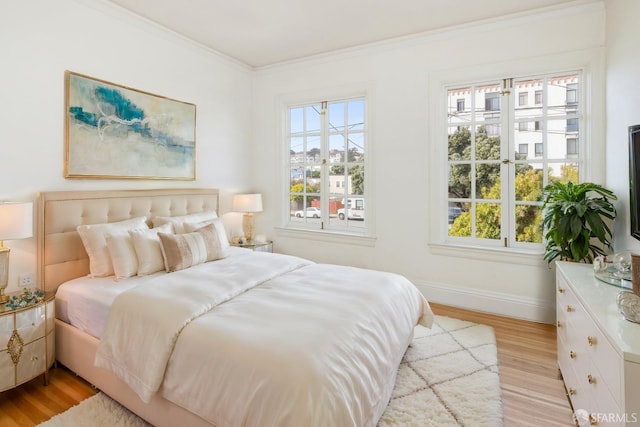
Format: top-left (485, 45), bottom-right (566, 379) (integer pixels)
top-left (55, 246), bottom-right (248, 338)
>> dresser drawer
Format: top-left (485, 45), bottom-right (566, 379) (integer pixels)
top-left (15, 303), bottom-right (46, 344)
top-left (558, 334), bottom-right (591, 413)
top-left (16, 337), bottom-right (46, 386)
top-left (568, 294), bottom-right (622, 405)
top-left (586, 358), bottom-right (623, 426)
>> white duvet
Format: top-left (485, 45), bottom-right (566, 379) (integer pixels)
top-left (95, 250), bottom-right (433, 427)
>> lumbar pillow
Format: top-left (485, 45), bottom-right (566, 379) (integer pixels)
top-left (158, 223), bottom-right (225, 272)
top-left (77, 217), bottom-right (148, 277)
top-left (129, 223), bottom-right (173, 276)
top-left (151, 211), bottom-right (218, 234)
top-left (183, 218), bottom-right (230, 255)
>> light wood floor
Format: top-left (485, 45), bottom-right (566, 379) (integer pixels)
top-left (0, 304), bottom-right (575, 426)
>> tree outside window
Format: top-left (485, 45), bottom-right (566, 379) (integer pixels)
top-left (446, 73), bottom-right (582, 247)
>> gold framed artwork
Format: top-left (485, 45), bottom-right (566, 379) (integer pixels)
top-left (64, 71), bottom-right (196, 180)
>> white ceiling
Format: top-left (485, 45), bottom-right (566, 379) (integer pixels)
top-left (107, 0), bottom-right (582, 68)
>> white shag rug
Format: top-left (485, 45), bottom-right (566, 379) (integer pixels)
top-left (39, 315), bottom-right (502, 427)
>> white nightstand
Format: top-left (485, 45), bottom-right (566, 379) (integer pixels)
top-left (0, 292), bottom-right (55, 391)
top-left (232, 241), bottom-right (273, 253)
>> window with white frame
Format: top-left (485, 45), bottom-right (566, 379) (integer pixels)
top-left (286, 98), bottom-right (367, 234)
top-left (445, 73), bottom-right (582, 248)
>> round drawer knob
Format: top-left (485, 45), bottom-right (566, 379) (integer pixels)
top-left (587, 336), bottom-right (596, 346)
top-left (567, 305), bottom-right (574, 312)
top-left (558, 287), bottom-right (565, 294)
top-left (568, 387), bottom-right (576, 396)
top-left (570, 351), bottom-right (576, 359)
top-left (588, 374), bottom-right (596, 384)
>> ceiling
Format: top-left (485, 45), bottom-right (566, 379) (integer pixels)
top-left (107, 0), bottom-right (582, 68)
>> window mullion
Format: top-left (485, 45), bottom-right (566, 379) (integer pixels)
top-left (320, 101), bottom-right (330, 226)
top-left (503, 78), bottom-right (516, 247)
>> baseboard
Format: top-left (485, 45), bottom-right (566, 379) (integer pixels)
top-left (413, 279), bottom-right (555, 324)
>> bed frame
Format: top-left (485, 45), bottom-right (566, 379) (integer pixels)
top-left (37, 189), bottom-right (220, 427)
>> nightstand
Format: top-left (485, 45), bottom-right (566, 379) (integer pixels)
top-left (233, 241), bottom-right (273, 253)
top-left (0, 292), bottom-right (55, 391)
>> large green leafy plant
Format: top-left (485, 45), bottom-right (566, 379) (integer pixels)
top-left (542, 181), bottom-right (617, 263)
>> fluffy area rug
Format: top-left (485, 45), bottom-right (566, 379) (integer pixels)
top-left (39, 316), bottom-right (502, 427)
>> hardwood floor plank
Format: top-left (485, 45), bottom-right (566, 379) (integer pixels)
top-left (429, 303), bottom-right (574, 427)
top-left (0, 304), bottom-right (574, 426)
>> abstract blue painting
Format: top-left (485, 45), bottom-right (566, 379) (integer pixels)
top-left (65, 71), bottom-right (196, 179)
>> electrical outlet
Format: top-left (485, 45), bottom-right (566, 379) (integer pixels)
top-left (18, 272), bottom-right (35, 288)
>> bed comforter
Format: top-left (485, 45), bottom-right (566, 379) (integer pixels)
top-left (95, 250), bottom-right (433, 427)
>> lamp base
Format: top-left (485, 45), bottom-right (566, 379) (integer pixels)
top-left (242, 213), bottom-right (256, 243)
top-left (0, 247), bottom-right (8, 303)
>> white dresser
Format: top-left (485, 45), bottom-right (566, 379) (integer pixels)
top-left (556, 262), bottom-right (640, 426)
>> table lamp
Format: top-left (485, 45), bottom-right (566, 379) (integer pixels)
top-left (0, 202), bottom-right (33, 303)
top-left (232, 194), bottom-right (263, 243)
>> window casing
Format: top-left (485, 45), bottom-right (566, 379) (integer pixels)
top-left (445, 72), bottom-right (582, 249)
top-left (285, 97), bottom-right (368, 235)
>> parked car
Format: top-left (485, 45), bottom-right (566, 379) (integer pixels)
top-left (337, 207), bottom-right (365, 220)
top-left (448, 207), bottom-right (462, 224)
top-left (294, 207), bottom-right (320, 218)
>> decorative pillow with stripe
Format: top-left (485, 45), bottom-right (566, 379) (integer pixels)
top-left (183, 218), bottom-right (230, 256)
top-left (158, 223), bottom-right (225, 272)
top-left (151, 211), bottom-right (218, 234)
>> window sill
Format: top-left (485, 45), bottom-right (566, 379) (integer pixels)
top-left (275, 226), bottom-right (377, 247)
top-left (429, 242), bottom-right (547, 267)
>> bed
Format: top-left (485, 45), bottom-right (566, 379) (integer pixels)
top-left (37, 188), bottom-right (433, 427)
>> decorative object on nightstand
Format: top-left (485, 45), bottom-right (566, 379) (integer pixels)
top-left (232, 193), bottom-right (263, 243)
top-left (232, 240), bottom-right (273, 253)
top-left (0, 201), bottom-right (33, 303)
top-left (0, 291), bottom-right (55, 391)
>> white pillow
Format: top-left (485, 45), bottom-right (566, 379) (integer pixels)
top-left (77, 217), bottom-right (148, 277)
top-left (151, 211), bottom-right (218, 234)
top-left (183, 218), bottom-right (230, 255)
top-left (106, 232), bottom-right (138, 280)
top-left (129, 223), bottom-right (173, 275)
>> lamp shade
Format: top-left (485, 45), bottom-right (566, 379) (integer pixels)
top-left (0, 202), bottom-right (33, 241)
top-left (233, 194), bottom-right (263, 213)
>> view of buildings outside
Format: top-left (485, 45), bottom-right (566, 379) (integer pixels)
top-left (288, 99), bottom-right (366, 230)
top-left (446, 74), bottom-right (580, 243)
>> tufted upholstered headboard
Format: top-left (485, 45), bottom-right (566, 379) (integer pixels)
top-left (37, 188), bottom-right (219, 293)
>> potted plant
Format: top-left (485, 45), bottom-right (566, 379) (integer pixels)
top-left (542, 181), bottom-right (617, 264)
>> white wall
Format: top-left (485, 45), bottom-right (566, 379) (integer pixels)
top-left (0, 0), bottom-right (253, 294)
top-left (252, 2), bottom-right (607, 322)
top-left (605, 0), bottom-right (640, 254)
top-left (1, 0), bottom-right (624, 323)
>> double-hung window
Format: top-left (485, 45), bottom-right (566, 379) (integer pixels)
top-left (286, 97), bottom-right (367, 234)
top-left (445, 72), bottom-right (582, 249)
